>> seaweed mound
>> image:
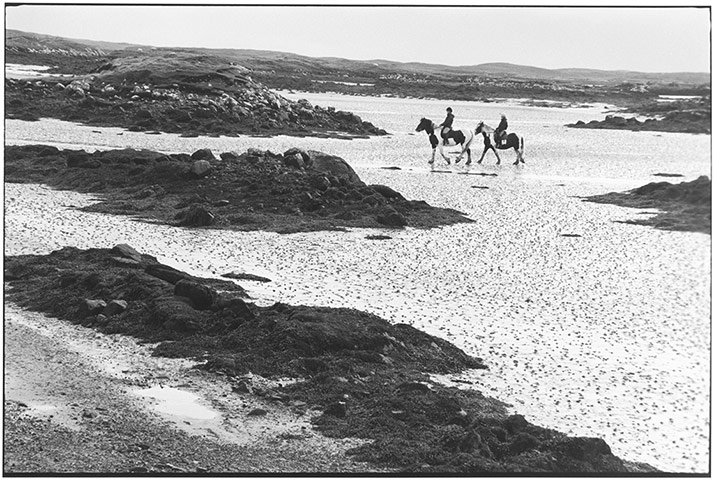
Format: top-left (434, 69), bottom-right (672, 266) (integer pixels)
top-left (584, 176), bottom-right (711, 233)
top-left (4, 49), bottom-right (387, 138)
top-left (4, 244), bottom-right (642, 473)
top-left (5, 144), bottom-right (473, 233)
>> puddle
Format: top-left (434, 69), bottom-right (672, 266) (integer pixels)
top-left (134, 385), bottom-right (218, 420)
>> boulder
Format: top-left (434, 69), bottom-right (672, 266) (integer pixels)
top-left (191, 149), bottom-right (216, 161)
top-left (376, 207), bottom-right (407, 227)
top-left (307, 151), bottom-right (364, 186)
top-left (177, 206), bottom-right (215, 227)
top-left (145, 263), bottom-right (194, 284)
top-left (283, 153), bottom-right (305, 169)
top-left (220, 151), bottom-right (240, 161)
top-left (111, 244), bottom-right (142, 262)
top-left (148, 295), bottom-right (201, 331)
top-left (104, 299), bottom-right (128, 316)
top-left (189, 160), bottom-right (213, 179)
top-left (174, 280), bottom-right (215, 310)
top-left (83, 299), bottom-right (107, 316)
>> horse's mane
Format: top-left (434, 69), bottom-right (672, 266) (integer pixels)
top-left (479, 123), bottom-right (495, 134)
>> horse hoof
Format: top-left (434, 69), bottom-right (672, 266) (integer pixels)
top-left (465, 161), bottom-right (471, 166)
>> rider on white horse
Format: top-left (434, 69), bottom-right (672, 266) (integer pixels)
top-left (439, 107), bottom-right (455, 145)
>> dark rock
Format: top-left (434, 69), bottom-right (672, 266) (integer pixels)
top-left (505, 414), bottom-right (529, 434)
top-left (149, 295), bottom-right (202, 331)
top-left (177, 206), bottom-right (215, 227)
top-left (559, 437), bottom-right (612, 461)
top-left (220, 297), bottom-right (255, 321)
top-left (66, 151), bottom-right (101, 169)
top-left (191, 149), bottom-right (216, 161)
top-left (145, 263), bottom-right (193, 284)
top-left (189, 160), bottom-right (213, 179)
top-left (221, 271), bottom-right (271, 283)
top-left (83, 299), bottom-right (107, 315)
top-left (232, 381), bottom-right (252, 394)
top-left (111, 256), bottom-right (142, 267)
top-left (376, 207), bottom-right (408, 227)
top-left (247, 408), bottom-right (268, 417)
top-left (104, 299), bottom-right (128, 316)
top-left (324, 401), bottom-right (347, 417)
top-left (174, 280), bottom-right (215, 310)
top-left (95, 314), bottom-right (109, 326)
top-left (110, 244), bottom-right (143, 262)
top-left (371, 184), bottom-right (405, 200)
top-left (509, 432), bottom-right (541, 455)
top-left (283, 153), bottom-right (305, 169)
top-left (220, 151), bottom-right (240, 161)
top-left (308, 151), bottom-right (364, 185)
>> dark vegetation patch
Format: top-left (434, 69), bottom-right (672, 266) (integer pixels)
top-left (4, 144), bottom-right (472, 233)
top-left (4, 244), bottom-right (640, 473)
top-left (583, 176), bottom-right (711, 234)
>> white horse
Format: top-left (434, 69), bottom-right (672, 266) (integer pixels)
top-left (415, 117), bottom-right (476, 165)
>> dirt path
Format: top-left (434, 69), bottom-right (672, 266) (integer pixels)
top-left (3, 300), bottom-right (389, 474)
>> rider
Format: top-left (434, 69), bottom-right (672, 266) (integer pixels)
top-left (439, 107), bottom-right (455, 145)
top-left (494, 114), bottom-right (508, 146)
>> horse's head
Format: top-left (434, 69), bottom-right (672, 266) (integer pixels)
top-left (474, 121), bottom-right (484, 134)
top-left (416, 117), bottom-right (431, 132)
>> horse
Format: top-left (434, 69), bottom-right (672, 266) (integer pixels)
top-left (473, 121), bottom-right (525, 165)
top-left (415, 117), bottom-right (475, 165)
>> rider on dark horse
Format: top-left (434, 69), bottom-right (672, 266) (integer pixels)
top-left (494, 114), bottom-right (508, 147)
top-left (439, 107), bottom-right (455, 145)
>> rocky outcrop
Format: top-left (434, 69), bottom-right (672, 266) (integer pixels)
top-left (5, 144), bottom-right (473, 233)
top-left (4, 51), bottom-right (389, 138)
top-left (584, 176), bottom-right (711, 233)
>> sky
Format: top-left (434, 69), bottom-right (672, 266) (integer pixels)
top-left (4, 3), bottom-right (712, 73)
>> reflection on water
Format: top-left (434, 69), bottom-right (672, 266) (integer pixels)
top-left (134, 385), bottom-right (217, 419)
top-left (4, 94), bottom-right (711, 473)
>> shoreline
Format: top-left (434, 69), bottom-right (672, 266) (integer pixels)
top-left (4, 242), bottom-right (655, 474)
top-left (4, 302), bottom-right (388, 474)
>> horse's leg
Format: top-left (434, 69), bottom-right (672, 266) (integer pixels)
top-left (465, 147), bottom-right (472, 165)
top-left (455, 142), bottom-right (465, 163)
top-left (494, 146), bottom-right (502, 165)
top-left (429, 148), bottom-right (435, 164)
top-left (439, 142), bottom-right (450, 164)
top-left (477, 146), bottom-right (488, 164)
top-left (518, 137), bottom-right (525, 164)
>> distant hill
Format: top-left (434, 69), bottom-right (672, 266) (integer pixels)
top-left (6, 29), bottom-right (709, 86)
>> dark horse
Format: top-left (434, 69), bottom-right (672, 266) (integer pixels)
top-left (474, 121), bottom-right (525, 165)
top-left (415, 117), bottom-right (475, 165)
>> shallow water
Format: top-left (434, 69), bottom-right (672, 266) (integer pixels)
top-left (134, 385), bottom-right (218, 419)
top-left (4, 93), bottom-right (711, 472)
